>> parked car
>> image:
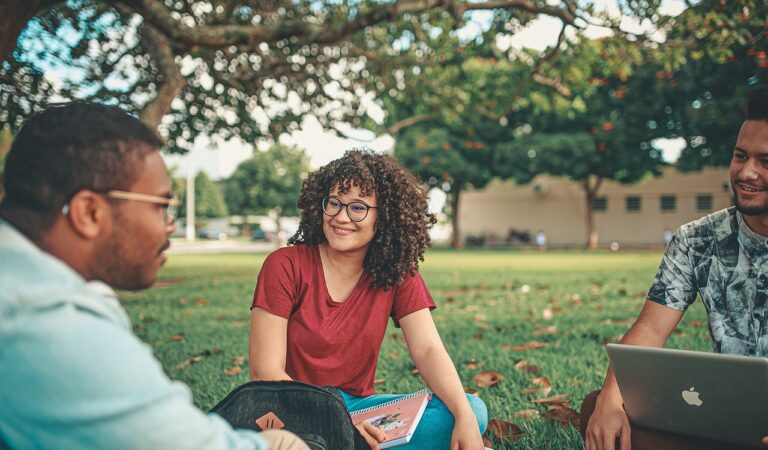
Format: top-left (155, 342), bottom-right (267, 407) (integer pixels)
top-left (198, 228), bottom-right (228, 240)
top-left (249, 226), bottom-right (272, 241)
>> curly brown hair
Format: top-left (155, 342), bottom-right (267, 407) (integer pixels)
top-left (288, 149), bottom-right (436, 290)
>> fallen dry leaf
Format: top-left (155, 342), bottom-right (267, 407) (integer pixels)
top-left (195, 299), bottom-right (211, 307)
top-left (542, 308), bottom-right (554, 320)
top-left (474, 321), bottom-right (490, 330)
top-left (183, 311), bottom-right (193, 319)
top-left (464, 387), bottom-right (479, 395)
top-left (374, 378), bottom-right (385, 385)
top-left (232, 320), bottom-right (246, 328)
top-left (552, 306), bottom-right (563, 313)
top-left (473, 332), bottom-right (484, 340)
top-left (385, 351), bottom-right (401, 361)
top-left (465, 359), bottom-right (486, 370)
top-left (532, 326), bottom-right (558, 337)
top-left (514, 360), bottom-right (541, 374)
top-left (474, 313), bottom-right (487, 321)
top-left (224, 366), bottom-right (242, 376)
top-left (505, 341), bottom-right (547, 352)
top-left (543, 406), bottom-right (580, 429)
top-left (512, 409), bottom-right (540, 419)
top-left (229, 355), bottom-right (246, 366)
top-left (482, 437), bottom-right (493, 447)
top-left (688, 320), bottom-right (705, 327)
top-left (531, 393), bottom-right (571, 408)
top-left (473, 370), bottom-right (504, 388)
top-left (484, 419), bottom-right (523, 442)
top-left (411, 368), bottom-right (420, 376)
top-left (175, 355), bottom-right (203, 369)
top-left (169, 334), bottom-right (185, 342)
top-left (465, 305), bottom-right (481, 312)
top-left (520, 376), bottom-right (552, 397)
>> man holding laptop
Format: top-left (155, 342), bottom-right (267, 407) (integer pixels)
top-left (583, 86), bottom-right (768, 450)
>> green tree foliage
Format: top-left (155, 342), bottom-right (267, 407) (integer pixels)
top-left (191, 171), bottom-right (228, 218)
top-left (223, 144), bottom-right (308, 240)
top-left (394, 125), bottom-right (495, 248)
top-left (1, 0), bottom-right (674, 148)
top-left (392, 32), bottom-right (663, 248)
top-left (654, 0), bottom-right (768, 170)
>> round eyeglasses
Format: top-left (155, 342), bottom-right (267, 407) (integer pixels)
top-left (322, 196), bottom-right (377, 222)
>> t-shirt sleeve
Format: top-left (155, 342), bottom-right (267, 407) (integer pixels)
top-left (251, 248), bottom-right (299, 319)
top-left (647, 228), bottom-right (698, 311)
top-left (391, 272), bottom-right (437, 324)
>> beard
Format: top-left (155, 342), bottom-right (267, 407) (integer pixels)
top-left (93, 222), bottom-right (159, 291)
top-left (733, 187), bottom-right (768, 216)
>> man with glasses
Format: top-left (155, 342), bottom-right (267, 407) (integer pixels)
top-left (0, 102), bottom-right (307, 449)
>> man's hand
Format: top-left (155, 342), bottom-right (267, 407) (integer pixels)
top-left (762, 435), bottom-right (767, 446)
top-left (585, 392), bottom-right (631, 450)
top-left (449, 415), bottom-right (484, 450)
top-left (354, 421), bottom-right (386, 450)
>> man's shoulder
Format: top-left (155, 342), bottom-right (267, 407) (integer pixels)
top-left (677, 207), bottom-right (737, 240)
top-left (0, 221), bottom-right (128, 327)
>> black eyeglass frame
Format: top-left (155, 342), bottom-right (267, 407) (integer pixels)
top-left (322, 196), bottom-right (378, 222)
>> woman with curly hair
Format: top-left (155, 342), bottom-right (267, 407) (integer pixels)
top-left (248, 149), bottom-right (487, 449)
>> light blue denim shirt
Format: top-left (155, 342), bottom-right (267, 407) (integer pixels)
top-left (0, 219), bottom-right (268, 450)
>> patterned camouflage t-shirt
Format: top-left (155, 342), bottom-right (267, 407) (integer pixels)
top-left (648, 207), bottom-right (768, 356)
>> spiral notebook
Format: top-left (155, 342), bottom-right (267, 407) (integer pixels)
top-left (350, 389), bottom-right (431, 448)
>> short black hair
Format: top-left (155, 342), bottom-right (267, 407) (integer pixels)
top-left (1, 102), bottom-right (162, 229)
top-left (746, 86), bottom-right (768, 121)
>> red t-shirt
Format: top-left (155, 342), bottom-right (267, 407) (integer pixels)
top-left (251, 245), bottom-right (436, 396)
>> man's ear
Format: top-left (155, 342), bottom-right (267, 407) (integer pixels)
top-left (64, 190), bottom-right (111, 239)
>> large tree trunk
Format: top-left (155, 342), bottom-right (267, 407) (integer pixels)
top-left (450, 188), bottom-right (463, 249)
top-left (0, 0), bottom-right (61, 63)
top-left (582, 176), bottom-right (603, 250)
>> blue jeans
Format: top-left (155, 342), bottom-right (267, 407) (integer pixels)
top-left (339, 390), bottom-right (488, 450)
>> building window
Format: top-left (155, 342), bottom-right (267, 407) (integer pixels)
top-left (696, 194), bottom-right (713, 211)
top-left (626, 196), bottom-right (641, 212)
top-left (660, 195), bottom-right (676, 212)
top-left (593, 197), bottom-right (608, 212)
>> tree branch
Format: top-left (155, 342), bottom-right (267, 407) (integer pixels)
top-left (117, 0), bottom-right (576, 49)
top-left (460, 0), bottom-right (575, 24)
top-left (385, 113), bottom-right (434, 136)
top-left (139, 24), bottom-right (187, 131)
top-left (0, 0), bottom-right (62, 63)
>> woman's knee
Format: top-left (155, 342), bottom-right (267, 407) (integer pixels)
top-left (467, 394), bottom-right (488, 434)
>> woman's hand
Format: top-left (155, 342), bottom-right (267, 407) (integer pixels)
top-left (354, 421), bottom-right (386, 450)
top-left (449, 415), bottom-right (484, 450)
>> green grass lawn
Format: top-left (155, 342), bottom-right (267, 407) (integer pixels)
top-left (121, 249), bottom-right (711, 449)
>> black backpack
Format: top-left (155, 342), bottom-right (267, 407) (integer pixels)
top-left (210, 380), bottom-right (369, 450)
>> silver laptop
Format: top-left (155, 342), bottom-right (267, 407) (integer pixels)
top-left (606, 343), bottom-right (768, 447)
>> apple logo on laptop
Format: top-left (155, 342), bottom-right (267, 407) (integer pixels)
top-left (681, 387), bottom-right (703, 406)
